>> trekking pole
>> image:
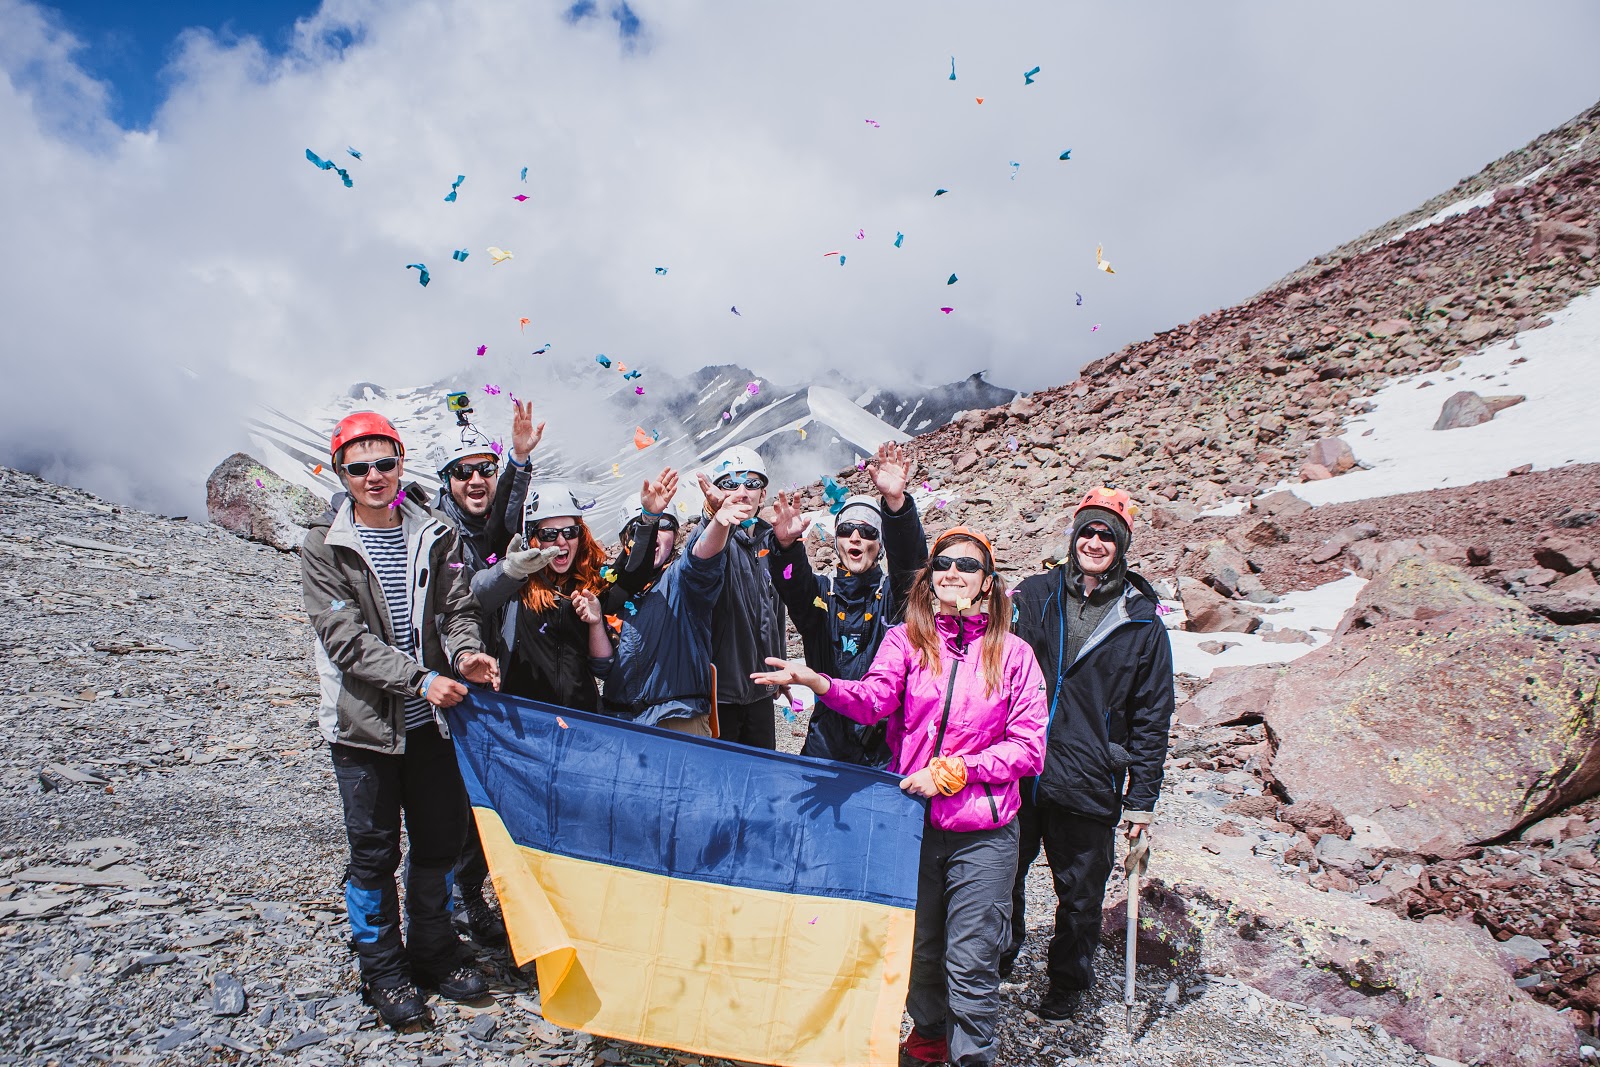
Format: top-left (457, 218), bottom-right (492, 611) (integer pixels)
top-left (1123, 827), bottom-right (1150, 1030)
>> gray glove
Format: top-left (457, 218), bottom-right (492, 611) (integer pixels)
top-left (501, 534), bottom-right (561, 581)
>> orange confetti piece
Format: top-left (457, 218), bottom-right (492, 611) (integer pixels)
top-left (557, 716), bottom-right (569, 729)
top-left (975, 97), bottom-right (984, 104)
top-left (758, 549), bottom-right (770, 557)
top-left (311, 463), bottom-right (323, 475)
top-left (634, 426), bottom-right (654, 449)
top-left (813, 597), bottom-right (826, 610)
top-left (837, 611), bottom-right (846, 621)
top-left (518, 317), bottom-right (530, 331)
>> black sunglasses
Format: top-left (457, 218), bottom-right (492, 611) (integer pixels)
top-left (714, 473), bottom-right (768, 491)
top-left (341, 456), bottom-right (401, 477)
top-left (1078, 527), bottom-right (1117, 544)
top-left (534, 524), bottom-right (584, 543)
top-left (930, 555), bottom-right (985, 574)
top-left (450, 460), bottom-right (498, 481)
top-left (835, 521), bottom-right (880, 542)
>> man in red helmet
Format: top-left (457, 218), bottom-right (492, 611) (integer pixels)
top-left (300, 411), bottom-right (503, 1030)
top-left (1004, 487), bottom-right (1174, 1022)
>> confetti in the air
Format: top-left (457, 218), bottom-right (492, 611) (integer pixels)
top-left (975, 97), bottom-right (984, 104)
top-left (595, 354), bottom-right (612, 368)
top-left (746, 381), bottom-right (760, 396)
top-left (894, 232), bottom-right (904, 248)
top-left (730, 306), bottom-right (740, 316)
top-left (721, 411), bottom-right (732, 421)
top-left (634, 386), bottom-right (645, 395)
top-left (331, 599), bottom-right (347, 610)
top-left (449, 562), bottom-right (464, 570)
top-left (1059, 150), bottom-right (1072, 160)
top-left (1023, 65), bottom-right (1040, 85)
top-left (947, 274), bottom-right (958, 285)
top-left (1076, 292), bottom-right (1083, 306)
top-left (1007, 436), bottom-right (1018, 452)
top-left (1091, 324), bottom-right (1102, 332)
top-left (654, 266), bottom-right (668, 275)
top-left (948, 56), bottom-right (956, 80)
top-left (839, 255), bottom-right (846, 266)
top-left (488, 246), bottom-right (514, 264)
top-left (783, 564), bottom-right (794, 580)
top-left (520, 166), bottom-right (528, 181)
top-left (824, 250), bottom-right (841, 258)
top-left (865, 119), bottom-right (879, 127)
top-left (820, 476), bottom-right (848, 514)
top-left (311, 464), bottom-right (323, 475)
top-left (612, 464), bottom-right (621, 477)
top-left (443, 174), bottom-right (465, 202)
top-left (856, 229), bottom-right (865, 240)
top-left (346, 147), bottom-right (362, 160)
top-left (513, 194), bottom-right (529, 202)
top-left (405, 263), bottom-right (430, 287)
top-left (533, 344), bottom-right (550, 355)
top-left (623, 369), bottom-right (642, 380)
top-left (1009, 161), bottom-right (1020, 180)
top-left (254, 478), bottom-right (264, 488)
top-left (476, 345), bottom-right (487, 356)
top-left (519, 317), bottom-right (530, 331)
top-left (840, 635), bottom-right (859, 654)
top-left (956, 596), bottom-right (972, 611)
top-left (452, 249), bottom-right (469, 262)
top-left (798, 427), bottom-right (807, 440)
top-left (305, 149), bottom-right (353, 187)
top-left (389, 488), bottom-right (407, 511)
top-left (484, 384), bottom-right (501, 395)
top-left (934, 188), bottom-right (949, 197)
top-left (1096, 244), bottom-right (1115, 274)
top-left (814, 596), bottom-right (827, 610)
top-left (940, 307), bottom-right (953, 314)
top-left (557, 716), bottom-right (568, 729)
top-left (489, 440), bottom-right (503, 456)
top-left (634, 427), bottom-right (658, 449)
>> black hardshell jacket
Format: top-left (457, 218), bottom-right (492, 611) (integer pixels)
top-left (770, 497), bottom-right (929, 767)
top-left (690, 518), bottom-right (785, 707)
top-left (1010, 566), bottom-right (1174, 825)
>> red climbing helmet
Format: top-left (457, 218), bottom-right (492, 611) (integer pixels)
top-left (330, 411), bottom-right (404, 462)
top-left (1073, 486), bottom-right (1136, 527)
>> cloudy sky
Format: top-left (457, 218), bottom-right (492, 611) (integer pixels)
top-left (3, 0), bottom-right (1599, 515)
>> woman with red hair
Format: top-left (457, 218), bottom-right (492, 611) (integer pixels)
top-left (470, 482), bottom-right (614, 711)
top-left (754, 526), bottom-right (1047, 1067)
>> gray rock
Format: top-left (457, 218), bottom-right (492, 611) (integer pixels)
top-left (467, 1014), bottom-right (499, 1041)
top-left (211, 973), bottom-right (247, 1016)
top-left (153, 1027), bottom-right (200, 1054)
top-left (278, 1028), bottom-right (331, 1052)
top-left (205, 452), bottom-right (327, 552)
top-left (1432, 391), bottom-right (1493, 431)
top-left (1498, 935), bottom-right (1551, 963)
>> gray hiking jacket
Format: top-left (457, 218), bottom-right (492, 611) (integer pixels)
top-left (301, 485), bottom-right (485, 753)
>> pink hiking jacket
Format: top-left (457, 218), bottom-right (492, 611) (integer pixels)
top-left (821, 614), bottom-right (1047, 832)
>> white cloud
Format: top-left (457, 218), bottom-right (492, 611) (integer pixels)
top-left (3, 0), bottom-right (1600, 515)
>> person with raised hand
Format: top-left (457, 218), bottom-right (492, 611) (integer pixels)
top-left (470, 482), bottom-right (614, 713)
top-left (602, 468), bottom-right (747, 736)
top-left (752, 526), bottom-right (1047, 1067)
top-left (691, 445), bottom-right (785, 749)
top-left (300, 411), bottom-right (500, 1030)
top-left (768, 440), bottom-right (928, 767)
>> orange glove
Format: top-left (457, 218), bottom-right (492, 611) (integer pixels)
top-left (928, 756), bottom-right (968, 797)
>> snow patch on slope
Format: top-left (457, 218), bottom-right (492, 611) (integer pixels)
top-left (1165, 574), bottom-right (1367, 680)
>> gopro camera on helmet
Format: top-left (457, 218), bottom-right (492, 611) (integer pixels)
top-left (445, 391), bottom-right (475, 428)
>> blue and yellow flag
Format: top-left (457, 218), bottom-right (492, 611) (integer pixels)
top-left (445, 689), bottom-right (925, 1067)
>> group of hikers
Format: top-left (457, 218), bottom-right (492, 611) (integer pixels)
top-left (301, 405), bottom-right (1175, 1067)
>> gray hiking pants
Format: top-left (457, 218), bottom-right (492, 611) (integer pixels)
top-left (907, 818), bottom-right (1019, 1067)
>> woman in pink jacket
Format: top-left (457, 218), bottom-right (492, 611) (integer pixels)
top-left (755, 525), bottom-right (1047, 1067)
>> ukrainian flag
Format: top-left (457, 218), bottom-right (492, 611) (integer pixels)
top-left (445, 689), bottom-right (924, 1067)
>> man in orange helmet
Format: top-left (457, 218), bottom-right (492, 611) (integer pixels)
top-left (1004, 487), bottom-right (1174, 1022)
top-left (300, 411), bottom-right (502, 1030)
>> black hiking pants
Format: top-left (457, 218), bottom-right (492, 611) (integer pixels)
top-left (1007, 791), bottom-right (1116, 991)
top-left (717, 696), bottom-right (776, 750)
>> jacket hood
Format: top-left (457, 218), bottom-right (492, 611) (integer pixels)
top-left (311, 481), bottom-right (434, 531)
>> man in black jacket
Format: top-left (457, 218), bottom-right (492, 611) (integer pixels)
top-left (767, 441), bottom-right (927, 767)
top-left (1005, 487), bottom-right (1174, 1021)
top-left (694, 446), bottom-right (786, 748)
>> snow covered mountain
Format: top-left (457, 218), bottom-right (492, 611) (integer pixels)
top-left (246, 363), bottom-right (1014, 533)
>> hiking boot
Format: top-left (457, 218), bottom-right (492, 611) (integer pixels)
top-left (1034, 984), bottom-right (1086, 1022)
top-left (363, 979), bottom-right (432, 1030)
top-left (413, 959), bottom-right (490, 1002)
top-left (459, 889), bottom-right (507, 946)
top-left (898, 1028), bottom-right (948, 1066)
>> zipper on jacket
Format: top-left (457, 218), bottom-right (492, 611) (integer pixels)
top-left (932, 660), bottom-right (960, 757)
top-left (982, 783), bottom-right (999, 824)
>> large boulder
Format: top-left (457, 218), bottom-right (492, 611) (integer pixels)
top-left (1181, 538), bottom-right (1252, 598)
top-left (1118, 825), bottom-right (1580, 1066)
top-left (1433, 390), bottom-right (1495, 430)
top-left (1266, 560), bottom-right (1600, 855)
top-left (1175, 663), bottom-right (1283, 728)
top-left (206, 452), bottom-right (327, 552)
top-left (1178, 577), bottom-right (1261, 634)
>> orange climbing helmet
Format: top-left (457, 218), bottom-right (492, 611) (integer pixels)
top-left (932, 525), bottom-right (995, 568)
top-left (1073, 486), bottom-right (1136, 528)
top-left (330, 411), bottom-right (404, 462)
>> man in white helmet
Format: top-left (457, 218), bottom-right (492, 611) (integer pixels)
top-left (694, 445), bottom-right (785, 749)
top-left (433, 401), bottom-right (545, 573)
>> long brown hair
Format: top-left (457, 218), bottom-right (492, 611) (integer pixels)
top-left (521, 520), bottom-right (608, 614)
top-left (903, 528), bottom-right (1011, 695)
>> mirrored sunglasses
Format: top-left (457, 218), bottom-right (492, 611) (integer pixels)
top-left (450, 460), bottom-right (499, 481)
top-left (340, 456), bottom-right (401, 477)
top-left (534, 524), bottom-right (584, 543)
top-left (930, 554), bottom-right (985, 574)
top-left (714, 473), bottom-right (768, 491)
top-left (835, 521), bottom-right (880, 542)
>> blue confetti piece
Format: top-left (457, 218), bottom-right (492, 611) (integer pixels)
top-left (1024, 65), bottom-right (1040, 85)
top-left (305, 149), bottom-right (353, 188)
top-left (949, 56), bottom-right (956, 81)
top-left (595, 354), bottom-right (612, 368)
top-left (1059, 149), bottom-right (1072, 161)
top-left (520, 166), bottom-right (528, 181)
top-left (330, 599), bottom-right (347, 611)
top-left (820, 476), bottom-right (848, 514)
top-left (838, 255), bottom-right (846, 266)
top-left (654, 266), bottom-right (668, 275)
top-left (1076, 292), bottom-right (1083, 306)
top-left (739, 518), bottom-right (756, 530)
top-left (346, 146), bottom-right (362, 160)
top-left (840, 634), bottom-right (859, 655)
top-left (1009, 161), bottom-right (1020, 181)
top-left (623, 601), bottom-right (638, 616)
top-left (622, 369), bottom-right (641, 380)
top-left (894, 232), bottom-right (904, 248)
top-left (405, 263), bottom-right (430, 287)
top-left (934, 188), bottom-right (948, 197)
top-left (947, 273), bottom-right (958, 285)
top-left (452, 249), bottom-right (469, 262)
top-left (444, 174), bottom-right (465, 202)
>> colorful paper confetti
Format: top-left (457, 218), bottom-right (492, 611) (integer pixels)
top-left (934, 188), bottom-right (948, 196)
top-left (346, 147), bottom-right (362, 160)
top-left (305, 149), bottom-right (353, 188)
top-left (533, 344), bottom-right (550, 355)
top-left (254, 478), bottom-right (264, 488)
top-left (746, 381), bottom-right (760, 396)
top-left (513, 194), bottom-right (529, 202)
top-left (865, 119), bottom-right (879, 127)
top-left (813, 596), bottom-right (827, 610)
top-left (634, 386), bottom-right (645, 395)
top-left (520, 166), bottom-right (528, 181)
top-left (519, 317), bottom-right (530, 331)
top-left (452, 249), bottom-right (469, 262)
top-left (1023, 65), bottom-right (1040, 85)
top-left (856, 229), bottom-right (865, 240)
top-left (894, 232), bottom-right (904, 248)
top-left (474, 345), bottom-right (486, 356)
top-left (557, 716), bottom-right (569, 729)
top-left (488, 246), bottom-right (514, 264)
top-left (1060, 150), bottom-right (1072, 160)
top-left (731, 306), bottom-right (740, 316)
top-left (484, 384), bottom-right (501, 395)
top-left (1096, 244), bottom-right (1115, 274)
top-left (330, 599), bottom-right (347, 610)
top-left (595, 354), bottom-right (613, 368)
top-left (1091, 323), bottom-right (1102, 332)
top-left (1076, 292), bottom-right (1083, 305)
top-left (940, 307), bottom-right (953, 314)
top-left (839, 255), bottom-right (846, 266)
top-left (405, 263), bottom-right (430, 287)
top-left (948, 56), bottom-right (956, 80)
top-left (1009, 161), bottom-right (1020, 180)
top-left (947, 274), bottom-right (958, 285)
top-left (486, 553), bottom-right (498, 564)
top-left (782, 564), bottom-right (794, 580)
top-left (634, 427), bottom-right (658, 449)
top-left (389, 488), bottom-right (407, 510)
top-left (654, 266), bottom-right (668, 275)
top-left (840, 634), bottom-right (859, 654)
top-left (443, 174), bottom-right (465, 202)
